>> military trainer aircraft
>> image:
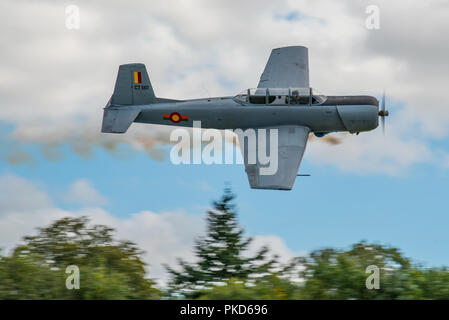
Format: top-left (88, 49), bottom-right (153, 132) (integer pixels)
top-left (101, 46), bottom-right (388, 190)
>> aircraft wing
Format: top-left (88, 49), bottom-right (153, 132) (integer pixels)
top-left (257, 46), bottom-right (309, 88)
top-left (237, 125), bottom-right (310, 190)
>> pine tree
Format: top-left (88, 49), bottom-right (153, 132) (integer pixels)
top-left (165, 187), bottom-right (277, 298)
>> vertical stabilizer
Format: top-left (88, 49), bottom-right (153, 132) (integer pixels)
top-left (111, 63), bottom-right (156, 105)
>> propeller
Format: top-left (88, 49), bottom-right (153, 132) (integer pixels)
top-left (378, 91), bottom-right (389, 135)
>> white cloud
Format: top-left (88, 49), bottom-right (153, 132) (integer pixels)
top-left (250, 235), bottom-right (305, 264)
top-left (0, 174), bottom-right (51, 211)
top-left (0, 174), bottom-right (68, 251)
top-left (307, 130), bottom-right (432, 175)
top-left (61, 178), bottom-right (108, 206)
top-left (0, 174), bottom-right (298, 286)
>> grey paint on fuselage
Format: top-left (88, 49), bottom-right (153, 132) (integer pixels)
top-left (134, 97), bottom-right (379, 133)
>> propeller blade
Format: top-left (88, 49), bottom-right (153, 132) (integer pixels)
top-left (381, 91), bottom-right (386, 135)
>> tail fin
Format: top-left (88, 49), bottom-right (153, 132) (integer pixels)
top-left (111, 63), bottom-right (156, 105)
top-left (101, 63), bottom-right (157, 134)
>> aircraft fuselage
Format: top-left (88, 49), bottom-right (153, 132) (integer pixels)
top-left (133, 96), bottom-right (379, 134)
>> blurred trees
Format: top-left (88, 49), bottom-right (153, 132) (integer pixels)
top-left (2, 188), bottom-right (449, 299)
top-left (299, 242), bottom-right (412, 299)
top-left (0, 217), bottom-right (161, 299)
top-left (197, 275), bottom-right (302, 300)
top-left (197, 241), bottom-right (449, 300)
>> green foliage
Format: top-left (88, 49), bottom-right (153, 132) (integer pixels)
top-left (0, 253), bottom-right (66, 299)
top-left (165, 187), bottom-right (281, 298)
top-left (398, 267), bottom-right (449, 299)
top-left (0, 217), bottom-right (161, 299)
top-left (198, 275), bottom-right (302, 300)
top-left (299, 241), bottom-right (449, 300)
top-left (298, 242), bottom-right (407, 299)
top-left (191, 241), bottom-right (449, 300)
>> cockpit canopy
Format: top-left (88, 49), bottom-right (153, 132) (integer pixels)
top-left (234, 88), bottom-right (327, 105)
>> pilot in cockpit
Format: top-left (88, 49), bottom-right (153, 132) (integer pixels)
top-left (291, 90), bottom-right (300, 104)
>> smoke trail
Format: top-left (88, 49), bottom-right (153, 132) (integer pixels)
top-left (4, 118), bottom-right (348, 166)
top-left (308, 133), bottom-right (347, 145)
top-left (4, 149), bottom-right (34, 165)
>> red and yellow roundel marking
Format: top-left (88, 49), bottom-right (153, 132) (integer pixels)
top-left (170, 112), bottom-right (181, 123)
top-left (163, 112), bottom-right (189, 123)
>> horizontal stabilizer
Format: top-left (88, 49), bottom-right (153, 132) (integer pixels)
top-left (101, 107), bottom-right (140, 133)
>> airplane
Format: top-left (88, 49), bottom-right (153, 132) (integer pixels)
top-left (101, 46), bottom-right (388, 190)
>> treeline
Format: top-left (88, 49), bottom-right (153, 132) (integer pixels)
top-left (1, 188), bottom-right (449, 299)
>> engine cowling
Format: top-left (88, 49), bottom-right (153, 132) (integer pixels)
top-left (336, 105), bottom-right (378, 133)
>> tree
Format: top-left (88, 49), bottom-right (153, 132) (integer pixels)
top-left (0, 216), bottom-right (161, 299)
top-left (165, 187), bottom-right (279, 298)
top-left (299, 241), bottom-right (417, 299)
top-left (398, 266), bottom-right (449, 299)
top-left (196, 240), bottom-right (449, 300)
top-left (197, 275), bottom-right (302, 300)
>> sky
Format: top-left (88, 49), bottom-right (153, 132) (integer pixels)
top-left (1, 0), bottom-right (449, 286)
